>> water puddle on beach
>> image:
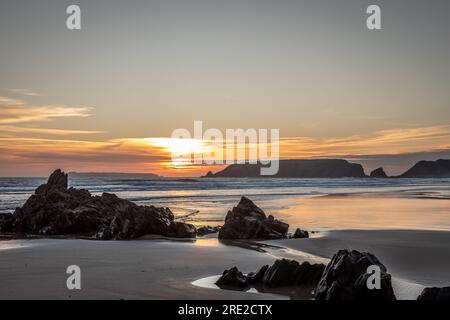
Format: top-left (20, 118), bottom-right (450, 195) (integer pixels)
top-left (0, 241), bottom-right (29, 251)
top-left (191, 275), bottom-right (314, 300)
top-left (191, 238), bottom-right (328, 300)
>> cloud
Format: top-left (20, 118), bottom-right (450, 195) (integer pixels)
top-left (0, 104), bottom-right (92, 124)
top-left (6, 88), bottom-right (42, 97)
top-left (0, 96), bottom-right (92, 124)
top-left (0, 96), bottom-right (25, 107)
top-left (279, 125), bottom-right (450, 158)
top-left (0, 124), bottom-right (449, 177)
top-left (0, 95), bottom-right (97, 136)
top-left (0, 125), bottom-right (103, 135)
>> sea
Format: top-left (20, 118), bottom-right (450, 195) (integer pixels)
top-left (1, 177), bottom-right (449, 231)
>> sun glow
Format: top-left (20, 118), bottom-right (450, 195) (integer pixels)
top-left (145, 138), bottom-right (214, 169)
top-left (146, 138), bottom-right (206, 154)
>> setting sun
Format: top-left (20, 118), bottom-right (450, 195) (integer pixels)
top-left (145, 138), bottom-right (213, 169)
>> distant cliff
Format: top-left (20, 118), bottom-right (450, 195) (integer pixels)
top-left (69, 172), bottom-right (160, 179)
top-left (398, 159), bottom-right (450, 178)
top-left (205, 159), bottom-right (366, 178)
top-left (370, 168), bottom-right (388, 178)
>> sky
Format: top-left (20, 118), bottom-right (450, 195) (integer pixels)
top-left (0, 0), bottom-right (449, 176)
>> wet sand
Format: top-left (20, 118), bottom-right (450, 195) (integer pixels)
top-left (1, 194), bottom-right (449, 300)
top-left (276, 194), bottom-right (450, 232)
top-left (0, 238), bottom-right (287, 300)
top-left (267, 229), bottom-right (450, 288)
top-left (2, 229), bottom-right (448, 300)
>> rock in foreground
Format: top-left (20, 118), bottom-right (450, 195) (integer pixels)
top-left (314, 249), bottom-right (396, 300)
top-left (218, 197), bottom-right (289, 239)
top-left (292, 228), bottom-right (309, 239)
top-left (4, 169), bottom-right (196, 240)
top-left (417, 287), bottom-right (450, 300)
top-left (196, 225), bottom-right (221, 236)
top-left (216, 259), bottom-right (325, 289)
top-left (215, 267), bottom-right (249, 288)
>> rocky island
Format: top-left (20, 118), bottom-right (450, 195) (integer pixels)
top-left (205, 159), bottom-right (367, 178)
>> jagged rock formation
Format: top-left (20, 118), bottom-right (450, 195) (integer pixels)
top-left (196, 225), bottom-right (221, 236)
top-left (417, 287), bottom-right (450, 300)
top-left (1, 169), bottom-right (196, 239)
top-left (399, 159), bottom-right (450, 178)
top-left (292, 228), bottom-right (309, 239)
top-left (218, 197), bottom-right (289, 239)
top-left (215, 267), bottom-right (249, 288)
top-left (370, 167), bottom-right (388, 178)
top-left (206, 159), bottom-right (366, 178)
top-left (203, 171), bottom-right (215, 178)
top-left (314, 249), bottom-right (396, 300)
top-left (216, 259), bottom-right (325, 289)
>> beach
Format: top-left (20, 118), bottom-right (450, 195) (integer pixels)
top-left (1, 227), bottom-right (448, 300)
top-left (0, 238), bottom-right (284, 300)
top-left (1, 177), bottom-right (450, 300)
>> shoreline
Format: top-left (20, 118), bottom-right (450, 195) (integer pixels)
top-left (266, 229), bottom-right (450, 287)
top-left (2, 227), bottom-right (449, 299)
top-left (1, 190), bottom-right (450, 300)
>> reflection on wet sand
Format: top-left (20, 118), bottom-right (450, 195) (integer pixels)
top-left (279, 194), bottom-right (450, 231)
top-left (192, 274), bottom-right (314, 300)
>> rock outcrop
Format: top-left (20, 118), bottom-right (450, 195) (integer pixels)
top-left (215, 267), bottom-right (249, 288)
top-left (4, 169), bottom-right (196, 239)
top-left (370, 167), bottom-right (388, 178)
top-left (202, 171), bottom-right (215, 178)
top-left (216, 259), bottom-right (325, 289)
top-left (196, 225), bottom-right (221, 236)
top-left (260, 259), bottom-right (325, 287)
top-left (292, 228), bottom-right (309, 239)
top-left (417, 287), bottom-right (450, 300)
top-left (399, 159), bottom-right (450, 178)
top-left (218, 197), bottom-right (289, 239)
top-left (0, 213), bottom-right (13, 233)
top-left (314, 249), bottom-right (396, 300)
top-left (206, 159), bottom-right (367, 178)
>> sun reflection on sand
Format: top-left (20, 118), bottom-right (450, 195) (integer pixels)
top-left (278, 194), bottom-right (450, 231)
top-left (194, 238), bottom-right (221, 247)
top-left (0, 241), bottom-right (27, 251)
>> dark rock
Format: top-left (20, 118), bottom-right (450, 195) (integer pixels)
top-left (168, 221), bottom-right (197, 238)
top-left (203, 171), bottom-right (215, 178)
top-left (399, 159), bottom-right (450, 178)
top-left (8, 169), bottom-right (196, 240)
top-left (0, 213), bottom-right (14, 232)
top-left (218, 197), bottom-right (289, 239)
top-left (417, 287), bottom-right (450, 300)
top-left (314, 249), bottom-right (396, 300)
top-left (370, 167), bottom-right (388, 178)
top-left (196, 225), bottom-right (221, 236)
top-left (35, 169), bottom-right (68, 195)
top-left (215, 267), bottom-right (248, 288)
top-left (247, 265), bottom-right (269, 284)
top-left (216, 259), bottom-right (325, 289)
top-left (262, 259), bottom-right (325, 287)
top-left (292, 228), bottom-right (309, 239)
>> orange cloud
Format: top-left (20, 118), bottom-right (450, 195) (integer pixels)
top-left (0, 125), bottom-right (103, 135)
top-left (0, 124), bottom-right (449, 177)
top-left (279, 125), bottom-right (450, 158)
